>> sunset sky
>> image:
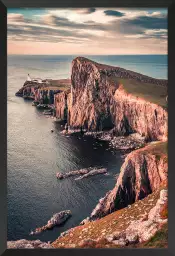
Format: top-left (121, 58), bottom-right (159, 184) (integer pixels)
top-left (7, 8), bottom-right (167, 55)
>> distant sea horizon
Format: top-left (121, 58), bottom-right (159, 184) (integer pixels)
top-left (8, 54), bottom-right (167, 80)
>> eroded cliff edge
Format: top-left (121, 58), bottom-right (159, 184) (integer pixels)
top-left (56, 57), bottom-right (167, 141)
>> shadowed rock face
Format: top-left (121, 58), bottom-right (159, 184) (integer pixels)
top-left (68, 57), bottom-right (117, 132)
top-left (54, 91), bottom-right (70, 121)
top-left (90, 144), bottom-right (168, 220)
top-left (56, 57), bottom-right (167, 141)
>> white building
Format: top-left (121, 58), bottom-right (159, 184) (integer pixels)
top-left (27, 74), bottom-right (32, 81)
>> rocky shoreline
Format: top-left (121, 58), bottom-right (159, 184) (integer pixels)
top-left (10, 56), bottom-right (168, 249)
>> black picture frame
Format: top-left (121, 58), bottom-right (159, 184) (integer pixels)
top-left (0, 0), bottom-right (174, 256)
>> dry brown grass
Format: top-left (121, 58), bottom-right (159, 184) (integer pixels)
top-left (160, 202), bottom-right (168, 219)
top-left (52, 189), bottom-right (162, 248)
top-left (109, 76), bottom-right (167, 108)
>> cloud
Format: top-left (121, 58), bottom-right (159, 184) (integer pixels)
top-left (86, 8), bottom-right (96, 14)
top-left (124, 15), bottom-right (167, 30)
top-left (41, 14), bottom-right (68, 26)
top-left (76, 8), bottom-right (96, 14)
top-left (7, 8), bottom-right (167, 54)
top-left (8, 13), bottom-right (24, 22)
top-left (104, 10), bottom-right (125, 17)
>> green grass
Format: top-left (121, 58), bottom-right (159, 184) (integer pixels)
top-left (143, 223), bottom-right (168, 248)
top-left (50, 79), bottom-right (71, 91)
top-left (24, 79), bottom-right (71, 92)
top-left (109, 77), bottom-right (167, 108)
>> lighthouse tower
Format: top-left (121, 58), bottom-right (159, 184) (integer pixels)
top-left (27, 74), bottom-right (32, 81)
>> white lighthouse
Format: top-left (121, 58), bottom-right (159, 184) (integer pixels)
top-left (27, 74), bottom-right (32, 81)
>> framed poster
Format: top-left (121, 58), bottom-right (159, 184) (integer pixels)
top-left (0, 0), bottom-right (174, 256)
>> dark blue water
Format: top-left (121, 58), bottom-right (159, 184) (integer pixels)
top-left (7, 54), bottom-right (167, 243)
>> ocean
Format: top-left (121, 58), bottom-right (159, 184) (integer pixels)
top-left (7, 54), bottom-right (167, 242)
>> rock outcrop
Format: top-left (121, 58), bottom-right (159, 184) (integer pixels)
top-left (56, 167), bottom-right (107, 180)
top-left (90, 142), bottom-right (167, 220)
top-left (75, 168), bottom-right (107, 180)
top-left (30, 210), bottom-right (71, 235)
top-left (58, 57), bottom-right (167, 141)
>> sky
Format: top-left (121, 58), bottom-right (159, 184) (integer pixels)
top-left (7, 8), bottom-right (167, 55)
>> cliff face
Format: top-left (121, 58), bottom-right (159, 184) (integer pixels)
top-left (68, 58), bottom-right (116, 131)
top-left (54, 91), bottom-right (70, 120)
top-left (15, 80), bottom-right (69, 104)
top-left (113, 86), bottom-right (167, 141)
top-left (90, 142), bottom-right (168, 220)
top-left (65, 57), bottom-right (167, 141)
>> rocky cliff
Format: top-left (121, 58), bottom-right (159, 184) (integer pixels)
top-left (15, 79), bottom-right (71, 104)
top-left (59, 57), bottom-right (167, 141)
top-left (112, 85), bottom-right (167, 141)
top-left (54, 90), bottom-right (70, 120)
top-left (52, 57), bottom-right (168, 247)
top-left (90, 142), bottom-right (167, 220)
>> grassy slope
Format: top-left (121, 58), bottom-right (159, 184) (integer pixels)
top-left (143, 223), bottom-right (168, 248)
top-left (78, 57), bottom-right (167, 108)
top-left (108, 76), bottom-right (167, 108)
top-left (24, 79), bottom-right (71, 92)
top-left (52, 188), bottom-right (167, 248)
top-left (48, 79), bottom-right (71, 91)
top-left (141, 141), bottom-right (168, 156)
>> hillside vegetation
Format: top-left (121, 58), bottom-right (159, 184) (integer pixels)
top-left (108, 76), bottom-right (167, 108)
top-left (52, 185), bottom-right (167, 248)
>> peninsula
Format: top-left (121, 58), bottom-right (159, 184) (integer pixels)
top-left (9, 57), bottom-right (168, 249)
